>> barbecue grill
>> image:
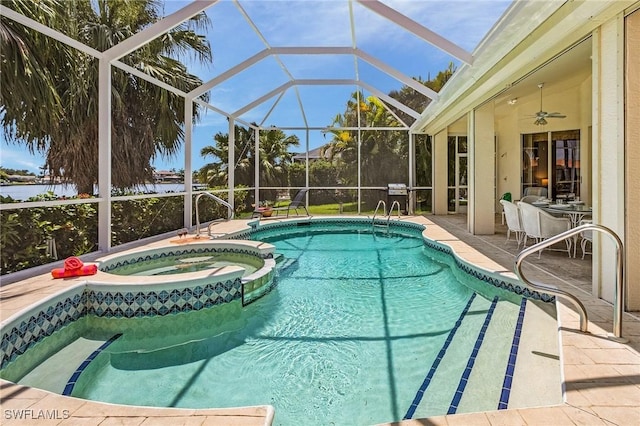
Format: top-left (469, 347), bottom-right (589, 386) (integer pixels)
top-left (386, 183), bottom-right (408, 214)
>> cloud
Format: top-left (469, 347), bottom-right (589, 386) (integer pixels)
top-left (0, 145), bottom-right (45, 173)
top-left (3, 0), bottom-right (511, 174)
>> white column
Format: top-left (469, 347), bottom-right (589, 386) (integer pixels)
top-left (592, 17), bottom-right (625, 304)
top-left (469, 106), bottom-right (496, 234)
top-left (228, 118), bottom-right (235, 210)
top-left (408, 131), bottom-right (415, 214)
top-left (433, 130), bottom-right (449, 215)
top-left (97, 58), bottom-right (111, 252)
top-left (254, 127), bottom-right (260, 205)
top-left (184, 97), bottom-right (193, 228)
top-left (305, 128), bottom-right (310, 189)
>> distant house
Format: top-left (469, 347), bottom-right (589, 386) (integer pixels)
top-left (292, 144), bottom-right (333, 163)
top-left (153, 170), bottom-right (182, 182)
top-left (8, 174), bottom-right (37, 183)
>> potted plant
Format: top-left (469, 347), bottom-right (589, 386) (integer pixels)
top-left (258, 201), bottom-right (273, 217)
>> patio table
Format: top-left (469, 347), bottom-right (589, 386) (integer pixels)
top-left (543, 204), bottom-right (592, 227)
top-left (543, 204), bottom-right (592, 258)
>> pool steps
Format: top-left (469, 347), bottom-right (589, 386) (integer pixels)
top-left (18, 336), bottom-right (109, 394)
top-left (404, 296), bottom-right (561, 419)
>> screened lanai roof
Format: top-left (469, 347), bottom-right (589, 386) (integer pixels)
top-left (152, 0), bottom-right (512, 131)
top-left (0, 0), bottom-right (514, 132)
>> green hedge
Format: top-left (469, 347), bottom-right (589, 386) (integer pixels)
top-left (0, 189), bottom-right (248, 275)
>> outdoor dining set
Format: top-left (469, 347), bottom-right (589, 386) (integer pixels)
top-left (501, 191), bottom-right (592, 259)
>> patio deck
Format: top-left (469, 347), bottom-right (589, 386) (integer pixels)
top-left (1, 214), bottom-right (638, 425)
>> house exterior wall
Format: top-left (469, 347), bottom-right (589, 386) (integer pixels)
top-left (625, 9), bottom-right (640, 310)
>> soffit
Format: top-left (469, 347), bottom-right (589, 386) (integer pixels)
top-left (413, 0), bottom-right (636, 135)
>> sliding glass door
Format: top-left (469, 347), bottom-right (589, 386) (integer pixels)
top-left (552, 130), bottom-right (581, 199)
top-left (522, 130), bottom-right (580, 200)
top-left (448, 135), bottom-right (468, 213)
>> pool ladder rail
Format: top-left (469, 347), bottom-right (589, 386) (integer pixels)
top-left (372, 200), bottom-right (402, 229)
top-left (194, 192), bottom-right (235, 238)
top-left (514, 223), bottom-right (627, 343)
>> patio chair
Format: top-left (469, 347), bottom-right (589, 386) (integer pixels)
top-left (523, 186), bottom-right (548, 198)
top-left (500, 199), bottom-right (525, 247)
top-left (518, 201), bottom-right (572, 258)
top-left (580, 219), bottom-right (593, 259)
top-left (500, 192), bottom-right (512, 224)
top-left (271, 188), bottom-right (310, 217)
top-left (520, 195), bottom-right (546, 204)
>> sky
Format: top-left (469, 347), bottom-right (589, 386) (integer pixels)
top-left (0, 0), bottom-right (511, 175)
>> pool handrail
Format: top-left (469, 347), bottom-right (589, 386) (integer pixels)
top-left (514, 223), bottom-right (626, 342)
top-left (372, 200), bottom-right (387, 223)
top-left (387, 200), bottom-right (401, 225)
top-left (195, 192), bottom-right (234, 238)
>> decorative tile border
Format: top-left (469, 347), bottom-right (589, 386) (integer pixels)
top-left (63, 333), bottom-right (122, 396)
top-left (99, 246), bottom-right (270, 273)
top-left (422, 239), bottom-right (555, 302)
top-left (1, 276), bottom-right (243, 370)
top-left (85, 278), bottom-right (242, 318)
top-left (1, 293), bottom-right (86, 370)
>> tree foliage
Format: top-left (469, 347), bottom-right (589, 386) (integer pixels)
top-left (1, 0), bottom-right (213, 194)
top-left (388, 62), bottom-right (456, 125)
top-left (198, 123), bottom-right (300, 204)
top-left (321, 92), bottom-right (407, 206)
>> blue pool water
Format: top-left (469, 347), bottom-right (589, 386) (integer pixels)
top-left (16, 224), bottom-right (530, 425)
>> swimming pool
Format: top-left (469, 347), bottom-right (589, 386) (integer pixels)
top-left (0, 219), bottom-right (560, 425)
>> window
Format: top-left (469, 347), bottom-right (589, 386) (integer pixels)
top-left (522, 130), bottom-right (580, 200)
top-left (448, 135), bottom-right (468, 212)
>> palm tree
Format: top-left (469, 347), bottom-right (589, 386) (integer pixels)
top-left (1, 0), bottom-right (66, 149)
top-left (199, 124), bottom-right (299, 201)
top-left (323, 91), bottom-right (406, 192)
top-left (1, 0), bottom-right (212, 194)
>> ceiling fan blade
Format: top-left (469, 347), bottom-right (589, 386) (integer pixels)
top-left (531, 84), bottom-right (565, 121)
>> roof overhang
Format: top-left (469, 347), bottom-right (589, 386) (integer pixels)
top-left (410, 0), bottom-right (638, 135)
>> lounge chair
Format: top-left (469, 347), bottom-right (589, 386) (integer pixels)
top-left (271, 188), bottom-right (310, 217)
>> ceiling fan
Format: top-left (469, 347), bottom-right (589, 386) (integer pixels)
top-left (532, 83), bottom-right (566, 125)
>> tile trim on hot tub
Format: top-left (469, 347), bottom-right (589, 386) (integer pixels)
top-left (0, 276), bottom-right (243, 370)
top-left (99, 246), bottom-right (271, 273)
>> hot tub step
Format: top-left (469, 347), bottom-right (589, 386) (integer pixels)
top-left (18, 337), bottom-right (108, 394)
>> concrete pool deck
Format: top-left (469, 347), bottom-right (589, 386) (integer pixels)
top-left (1, 214), bottom-right (638, 425)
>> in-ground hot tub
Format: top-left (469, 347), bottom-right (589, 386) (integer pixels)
top-left (99, 244), bottom-right (265, 277)
top-left (95, 240), bottom-right (277, 307)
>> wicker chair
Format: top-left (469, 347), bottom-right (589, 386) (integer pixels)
top-left (500, 199), bottom-right (525, 247)
top-left (518, 201), bottom-right (572, 258)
